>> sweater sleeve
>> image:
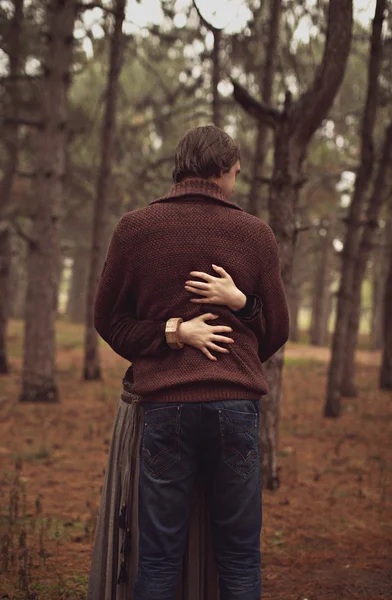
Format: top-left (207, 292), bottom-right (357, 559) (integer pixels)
top-left (244, 223), bottom-right (289, 363)
top-left (94, 216), bottom-right (170, 362)
top-left (232, 294), bottom-right (262, 322)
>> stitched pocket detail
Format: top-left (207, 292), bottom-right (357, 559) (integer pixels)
top-left (142, 405), bottom-right (181, 478)
top-left (219, 408), bottom-right (259, 480)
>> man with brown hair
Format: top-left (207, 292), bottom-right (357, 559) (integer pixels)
top-left (94, 125), bottom-right (289, 600)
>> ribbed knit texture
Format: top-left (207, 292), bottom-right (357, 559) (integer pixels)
top-left (94, 179), bottom-right (289, 403)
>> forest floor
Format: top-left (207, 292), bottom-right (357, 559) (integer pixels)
top-left (0, 320), bottom-right (391, 600)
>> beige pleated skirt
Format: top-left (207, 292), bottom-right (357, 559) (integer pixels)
top-left (87, 380), bottom-right (219, 600)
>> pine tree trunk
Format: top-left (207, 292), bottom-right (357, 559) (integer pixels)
top-left (212, 28), bottom-right (222, 129)
top-left (0, 225), bottom-right (11, 374)
top-left (322, 290), bottom-right (333, 346)
top-left (234, 0), bottom-right (353, 487)
top-left (325, 0), bottom-right (385, 417)
top-left (380, 230), bottom-right (392, 390)
top-left (341, 123), bottom-right (392, 397)
top-left (288, 284), bottom-right (300, 342)
top-left (261, 102), bottom-right (300, 489)
top-left (192, 1), bottom-right (223, 128)
top-left (83, 0), bottom-right (126, 380)
top-left (311, 225), bottom-right (333, 346)
top-left (0, 0), bottom-right (24, 374)
top-left (20, 0), bottom-right (77, 403)
top-left (66, 247), bottom-right (89, 323)
top-left (9, 232), bottom-right (27, 319)
top-left (248, 0), bottom-right (282, 217)
top-left (370, 244), bottom-right (385, 350)
top-left (311, 276), bottom-right (332, 347)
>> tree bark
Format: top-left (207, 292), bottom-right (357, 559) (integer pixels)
top-left (83, 0), bottom-right (126, 381)
top-left (193, 1), bottom-right (223, 128)
top-left (0, 0), bottom-right (24, 374)
top-left (248, 0), bottom-right (282, 217)
top-left (370, 236), bottom-right (386, 350)
top-left (288, 283), bottom-right (300, 342)
top-left (9, 232), bottom-right (27, 320)
top-left (0, 225), bottom-right (11, 374)
top-left (234, 0), bottom-right (353, 487)
top-left (341, 123), bottom-right (392, 397)
top-left (66, 247), bottom-right (89, 323)
top-left (20, 0), bottom-right (77, 403)
top-left (212, 28), bottom-right (222, 128)
top-left (323, 290), bottom-right (333, 346)
top-left (380, 221), bottom-right (392, 390)
top-left (325, 0), bottom-right (385, 417)
top-left (310, 223), bottom-right (333, 346)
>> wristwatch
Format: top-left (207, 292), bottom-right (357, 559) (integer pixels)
top-left (165, 318), bottom-right (184, 350)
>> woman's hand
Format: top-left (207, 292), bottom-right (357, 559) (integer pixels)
top-left (185, 265), bottom-right (246, 312)
top-left (178, 313), bottom-right (234, 361)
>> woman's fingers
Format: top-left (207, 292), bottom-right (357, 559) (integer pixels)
top-left (212, 326), bottom-right (233, 333)
top-left (189, 297), bottom-right (211, 304)
top-left (185, 280), bottom-right (209, 289)
top-left (189, 271), bottom-right (213, 282)
top-left (199, 313), bottom-right (219, 322)
top-left (212, 335), bottom-right (234, 344)
top-left (201, 347), bottom-right (217, 361)
top-left (185, 285), bottom-right (209, 296)
top-left (207, 342), bottom-right (230, 354)
top-left (212, 264), bottom-right (229, 278)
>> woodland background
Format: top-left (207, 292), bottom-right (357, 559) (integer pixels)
top-left (0, 0), bottom-right (391, 598)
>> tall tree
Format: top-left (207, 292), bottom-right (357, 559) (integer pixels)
top-left (370, 229), bottom-right (387, 350)
top-left (0, 223), bottom-right (11, 374)
top-left (342, 122), bottom-right (392, 396)
top-left (288, 284), bottom-right (301, 342)
top-left (66, 246), bottom-right (89, 323)
top-left (248, 0), bottom-right (282, 217)
top-left (0, 0), bottom-right (24, 374)
top-left (83, 0), bottom-right (126, 380)
top-left (310, 219), bottom-right (334, 346)
top-left (325, 0), bottom-right (386, 417)
top-left (20, 0), bottom-right (77, 402)
top-left (233, 0), bottom-right (353, 487)
top-left (193, 1), bottom-right (223, 128)
top-left (380, 216), bottom-right (392, 390)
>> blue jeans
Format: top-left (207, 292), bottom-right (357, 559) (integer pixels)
top-left (133, 400), bottom-right (262, 600)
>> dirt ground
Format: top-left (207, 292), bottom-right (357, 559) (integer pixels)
top-left (0, 321), bottom-right (391, 600)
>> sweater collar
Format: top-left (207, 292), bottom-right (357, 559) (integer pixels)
top-left (150, 179), bottom-right (243, 211)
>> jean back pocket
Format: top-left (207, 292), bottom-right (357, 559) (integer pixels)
top-left (219, 407), bottom-right (259, 480)
top-left (142, 405), bottom-right (181, 478)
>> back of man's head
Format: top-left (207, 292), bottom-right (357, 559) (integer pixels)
top-left (173, 125), bottom-right (240, 183)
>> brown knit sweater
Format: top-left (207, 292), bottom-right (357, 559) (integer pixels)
top-left (94, 179), bottom-right (289, 403)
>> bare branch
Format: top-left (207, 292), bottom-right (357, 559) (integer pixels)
top-left (16, 171), bottom-right (36, 178)
top-left (10, 220), bottom-right (37, 249)
top-left (231, 79), bottom-right (281, 129)
top-left (192, 0), bottom-right (220, 32)
top-left (0, 74), bottom-right (41, 82)
top-left (255, 176), bottom-right (273, 185)
top-left (292, 0), bottom-right (353, 146)
top-left (2, 117), bottom-right (43, 128)
top-left (295, 224), bottom-right (313, 233)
